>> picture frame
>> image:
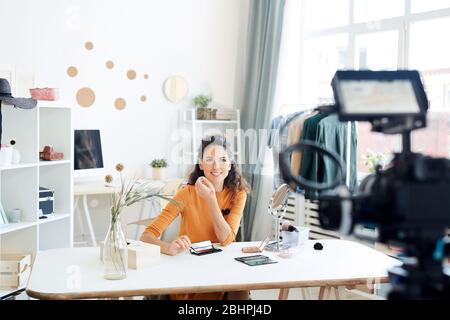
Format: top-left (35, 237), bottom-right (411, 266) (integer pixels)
top-left (0, 201), bottom-right (9, 225)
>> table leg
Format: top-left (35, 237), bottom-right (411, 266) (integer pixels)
top-left (278, 288), bottom-right (290, 300)
top-left (74, 196), bottom-right (85, 242)
top-left (82, 195), bottom-right (97, 246)
top-left (300, 288), bottom-right (311, 300)
top-left (318, 286), bottom-right (331, 300)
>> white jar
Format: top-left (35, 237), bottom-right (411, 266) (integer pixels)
top-left (11, 147), bottom-right (21, 164)
top-left (0, 146), bottom-right (13, 166)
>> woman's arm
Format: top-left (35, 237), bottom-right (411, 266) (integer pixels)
top-left (195, 177), bottom-right (236, 244)
top-left (206, 196), bottom-right (233, 243)
top-left (140, 233), bottom-right (191, 256)
top-left (140, 186), bottom-right (191, 255)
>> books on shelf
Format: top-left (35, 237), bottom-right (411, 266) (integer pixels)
top-left (215, 108), bottom-right (235, 120)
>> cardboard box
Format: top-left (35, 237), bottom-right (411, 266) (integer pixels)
top-left (0, 254), bottom-right (31, 273)
top-left (127, 240), bottom-right (160, 270)
top-left (0, 254), bottom-right (32, 289)
top-left (99, 239), bottom-right (160, 270)
top-left (0, 266), bottom-right (31, 289)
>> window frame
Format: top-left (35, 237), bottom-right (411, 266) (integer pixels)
top-left (297, 0), bottom-right (450, 176)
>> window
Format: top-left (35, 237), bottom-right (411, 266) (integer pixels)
top-left (411, 0), bottom-right (450, 13)
top-left (293, 0), bottom-right (450, 175)
top-left (354, 0), bottom-right (404, 23)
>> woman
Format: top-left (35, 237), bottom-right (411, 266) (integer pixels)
top-left (140, 135), bottom-right (250, 300)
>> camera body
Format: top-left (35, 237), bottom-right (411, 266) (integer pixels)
top-left (319, 152), bottom-right (450, 246)
top-left (279, 70), bottom-right (450, 298)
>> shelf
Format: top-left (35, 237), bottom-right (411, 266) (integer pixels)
top-left (38, 213), bottom-right (70, 225)
top-left (38, 102), bottom-right (71, 109)
top-left (0, 221), bottom-right (37, 235)
top-left (0, 163), bottom-right (37, 171)
top-left (39, 160), bottom-right (71, 167)
top-left (0, 285), bottom-right (26, 300)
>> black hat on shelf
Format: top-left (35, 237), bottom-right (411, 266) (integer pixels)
top-left (0, 78), bottom-right (37, 150)
top-left (0, 78), bottom-right (37, 109)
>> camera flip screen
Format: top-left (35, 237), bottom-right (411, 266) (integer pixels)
top-left (331, 70), bottom-right (428, 121)
top-left (339, 80), bottom-right (419, 114)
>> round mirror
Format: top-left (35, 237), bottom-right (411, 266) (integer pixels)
top-left (163, 76), bottom-right (188, 103)
top-left (268, 184), bottom-right (290, 216)
top-left (266, 184), bottom-right (290, 252)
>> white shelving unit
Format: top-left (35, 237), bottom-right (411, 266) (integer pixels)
top-left (183, 108), bottom-right (242, 166)
top-left (0, 102), bottom-right (73, 299)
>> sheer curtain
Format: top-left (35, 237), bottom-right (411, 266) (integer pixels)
top-left (240, 0), bottom-right (286, 241)
top-left (250, 0), bottom-right (303, 241)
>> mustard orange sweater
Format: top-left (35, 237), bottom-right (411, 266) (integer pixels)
top-left (143, 184), bottom-right (247, 300)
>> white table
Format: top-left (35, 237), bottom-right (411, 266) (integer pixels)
top-left (26, 239), bottom-right (401, 299)
top-left (73, 180), bottom-right (166, 246)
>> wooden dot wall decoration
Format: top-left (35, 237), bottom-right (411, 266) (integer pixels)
top-left (67, 66), bottom-right (78, 77)
top-left (106, 61), bottom-right (114, 69)
top-left (115, 98), bottom-right (126, 110)
top-left (85, 41), bottom-right (94, 50)
top-left (76, 87), bottom-right (96, 107)
top-left (127, 70), bottom-right (137, 80)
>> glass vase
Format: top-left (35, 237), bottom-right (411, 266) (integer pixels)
top-left (103, 215), bottom-right (128, 280)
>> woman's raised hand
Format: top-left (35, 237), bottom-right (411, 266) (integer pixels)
top-left (195, 177), bottom-right (215, 201)
top-left (167, 235), bottom-right (192, 256)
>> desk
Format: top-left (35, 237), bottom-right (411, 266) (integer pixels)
top-left (26, 239), bottom-right (401, 299)
top-left (74, 180), bottom-right (166, 246)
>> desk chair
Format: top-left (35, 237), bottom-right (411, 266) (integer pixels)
top-left (128, 178), bottom-right (185, 241)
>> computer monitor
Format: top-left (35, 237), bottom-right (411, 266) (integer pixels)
top-left (74, 129), bottom-right (104, 181)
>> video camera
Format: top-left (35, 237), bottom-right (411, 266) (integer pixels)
top-left (279, 70), bottom-right (450, 299)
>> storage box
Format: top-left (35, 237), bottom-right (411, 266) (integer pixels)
top-left (39, 186), bottom-right (54, 217)
top-left (0, 266), bottom-right (31, 289)
top-left (29, 88), bottom-right (59, 101)
top-left (0, 254), bottom-right (31, 273)
top-left (127, 240), bottom-right (160, 269)
top-left (281, 226), bottom-right (310, 249)
top-left (99, 239), bottom-right (160, 270)
top-left (0, 254), bottom-right (32, 289)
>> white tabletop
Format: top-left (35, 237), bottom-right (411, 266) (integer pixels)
top-left (26, 239), bottom-right (401, 299)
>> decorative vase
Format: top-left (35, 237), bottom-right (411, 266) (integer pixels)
top-left (196, 107), bottom-right (208, 120)
top-left (102, 214), bottom-right (128, 280)
top-left (152, 167), bottom-right (166, 180)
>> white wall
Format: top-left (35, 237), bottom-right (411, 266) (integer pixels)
top-left (0, 0), bottom-right (250, 241)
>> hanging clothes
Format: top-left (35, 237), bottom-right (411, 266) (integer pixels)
top-left (299, 113), bottom-right (357, 199)
top-left (287, 110), bottom-right (318, 177)
top-left (268, 111), bottom-right (306, 189)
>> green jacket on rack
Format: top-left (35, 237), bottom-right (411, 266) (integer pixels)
top-left (299, 113), bottom-right (357, 199)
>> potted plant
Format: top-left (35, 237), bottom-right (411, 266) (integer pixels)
top-left (150, 158), bottom-right (168, 180)
top-left (194, 95), bottom-right (212, 120)
top-left (361, 149), bottom-right (390, 173)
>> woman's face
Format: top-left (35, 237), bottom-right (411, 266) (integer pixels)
top-left (199, 144), bottom-right (232, 185)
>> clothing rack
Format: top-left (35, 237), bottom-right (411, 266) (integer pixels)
top-left (270, 105), bottom-right (354, 239)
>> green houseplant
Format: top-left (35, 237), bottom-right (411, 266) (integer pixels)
top-left (194, 95), bottom-right (213, 120)
top-left (150, 158), bottom-right (168, 180)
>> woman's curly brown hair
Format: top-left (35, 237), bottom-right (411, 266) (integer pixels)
top-left (187, 135), bottom-right (250, 202)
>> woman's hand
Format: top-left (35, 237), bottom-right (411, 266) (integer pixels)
top-left (195, 177), bottom-right (216, 202)
top-left (166, 235), bottom-right (192, 256)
